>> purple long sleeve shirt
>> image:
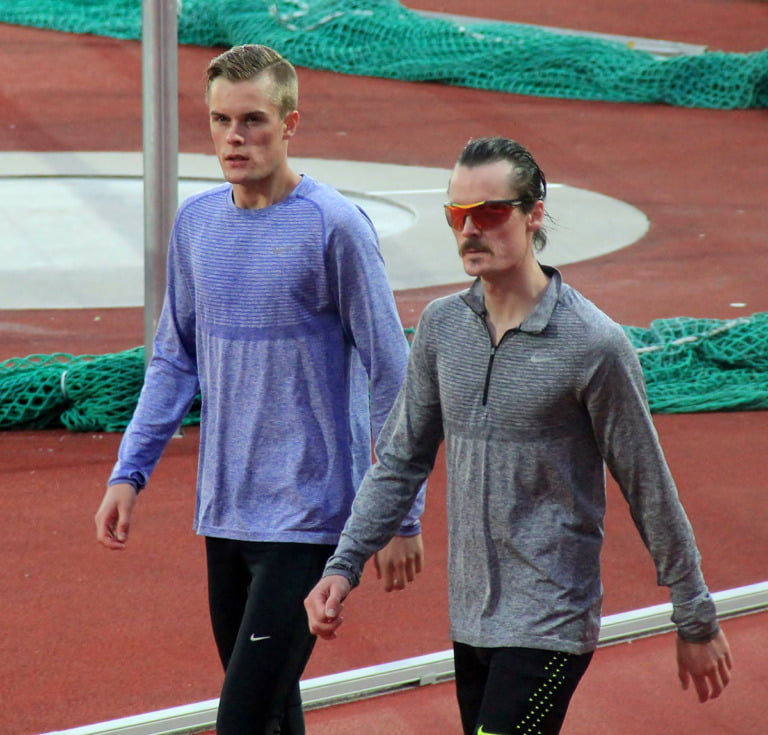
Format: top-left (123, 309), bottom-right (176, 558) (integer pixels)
top-left (110, 174), bottom-right (423, 543)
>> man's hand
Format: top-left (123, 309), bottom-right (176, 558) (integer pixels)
top-left (94, 483), bottom-right (138, 550)
top-left (304, 575), bottom-right (352, 640)
top-left (373, 533), bottom-right (424, 591)
top-left (677, 629), bottom-right (733, 703)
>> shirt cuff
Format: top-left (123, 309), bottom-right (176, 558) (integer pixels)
top-left (395, 521), bottom-right (422, 537)
top-left (671, 590), bottom-right (720, 642)
top-left (323, 556), bottom-right (362, 588)
top-left (108, 470), bottom-right (147, 491)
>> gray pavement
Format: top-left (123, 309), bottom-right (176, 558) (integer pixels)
top-left (0, 152), bottom-right (649, 309)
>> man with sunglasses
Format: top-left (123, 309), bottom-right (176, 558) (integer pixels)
top-left (306, 137), bottom-right (732, 734)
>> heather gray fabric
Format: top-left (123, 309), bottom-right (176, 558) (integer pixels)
top-left (325, 266), bottom-right (718, 653)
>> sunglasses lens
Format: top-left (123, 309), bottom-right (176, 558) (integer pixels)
top-left (444, 206), bottom-right (460, 229)
top-left (444, 202), bottom-right (515, 230)
top-left (472, 203), bottom-right (513, 229)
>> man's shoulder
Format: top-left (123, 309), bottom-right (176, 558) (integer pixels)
top-left (295, 175), bottom-right (373, 227)
top-left (556, 283), bottom-right (631, 349)
top-left (177, 183), bottom-right (230, 217)
top-left (424, 290), bottom-right (468, 317)
top-left (417, 290), bottom-right (473, 337)
top-left (295, 175), bottom-right (354, 208)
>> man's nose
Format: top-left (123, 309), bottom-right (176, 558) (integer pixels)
top-left (226, 124), bottom-right (245, 143)
top-left (461, 214), bottom-right (482, 235)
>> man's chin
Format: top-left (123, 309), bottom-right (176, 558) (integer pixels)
top-left (462, 250), bottom-right (490, 263)
top-left (461, 257), bottom-right (485, 278)
top-left (220, 161), bottom-right (254, 180)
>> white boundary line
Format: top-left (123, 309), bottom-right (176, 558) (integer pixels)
top-left (44, 582), bottom-right (768, 735)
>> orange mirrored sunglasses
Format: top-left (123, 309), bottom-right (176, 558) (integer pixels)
top-left (443, 198), bottom-right (524, 231)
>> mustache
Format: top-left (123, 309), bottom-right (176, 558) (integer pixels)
top-left (459, 240), bottom-right (492, 256)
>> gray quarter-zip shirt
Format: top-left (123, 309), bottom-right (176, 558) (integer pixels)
top-left (325, 266), bottom-right (718, 653)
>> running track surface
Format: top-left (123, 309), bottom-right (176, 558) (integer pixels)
top-left (1, 1), bottom-right (767, 733)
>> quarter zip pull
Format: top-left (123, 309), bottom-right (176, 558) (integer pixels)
top-left (482, 328), bottom-right (518, 406)
top-left (482, 344), bottom-right (496, 406)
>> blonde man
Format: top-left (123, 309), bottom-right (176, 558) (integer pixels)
top-left (96, 45), bottom-right (424, 734)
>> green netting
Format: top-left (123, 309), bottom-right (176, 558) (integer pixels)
top-left (623, 313), bottom-right (768, 413)
top-left (2, 315), bottom-right (768, 432)
top-left (1, 0), bottom-right (766, 109)
top-left (0, 348), bottom-right (201, 432)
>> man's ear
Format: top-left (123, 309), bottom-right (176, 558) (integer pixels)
top-left (527, 199), bottom-right (545, 232)
top-left (283, 110), bottom-right (300, 140)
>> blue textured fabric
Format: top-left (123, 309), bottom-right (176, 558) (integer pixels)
top-left (110, 175), bottom-right (423, 543)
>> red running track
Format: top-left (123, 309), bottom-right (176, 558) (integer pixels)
top-left (1, 2), bottom-right (767, 732)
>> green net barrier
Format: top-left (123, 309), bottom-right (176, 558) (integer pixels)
top-left (0, 348), bottom-right (201, 432)
top-left (1, 0), bottom-right (766, 109)
top-left (623, 313), bottom-right (768, 413)
top-left (2, 314), bottom-right (768, 432)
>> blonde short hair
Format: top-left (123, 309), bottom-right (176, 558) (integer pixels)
top-left (205, 44), bottom-right (298, 117)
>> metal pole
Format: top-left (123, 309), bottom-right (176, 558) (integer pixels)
top-left (142, 0), bottom-right (178, 364)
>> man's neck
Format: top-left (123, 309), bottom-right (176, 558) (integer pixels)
top-left (481, 263), bottom-right (550, 343)
top-left (232, 169), bottom-right (302, 209)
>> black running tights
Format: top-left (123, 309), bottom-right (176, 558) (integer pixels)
top-left (453, 642), bottom-right (594, 735)
top-left (206, 538), bottom-right (335, 735)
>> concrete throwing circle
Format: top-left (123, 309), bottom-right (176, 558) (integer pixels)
top-left (0, 152), bottom-right (648, 309)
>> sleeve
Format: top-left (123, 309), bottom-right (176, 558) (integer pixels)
top-left (324, 305), bottom-right (445, 586)
top-left (107, 224), bottom-right (201, 492)
top-left (584, 325), bottom-right (719, 641)
top-left (325, 206), bottom-right (426, 532)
